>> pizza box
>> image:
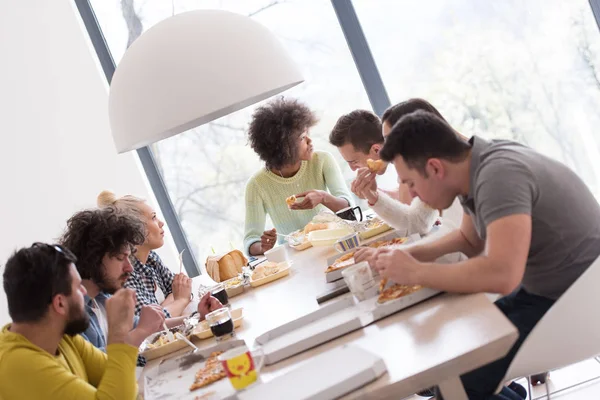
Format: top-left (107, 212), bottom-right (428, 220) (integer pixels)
top-left (234, 345), bottom-right (386, 400)
top-left (254, 296), bottom-right (362, 365)
top-left (144, 339), bottom-right (248, 400)
top-left (254, 286), bottom-right (441, 365)
top-left (324, 231), bottom-right (420, 283)
top-left (360, 287), bottom-right (442, 325)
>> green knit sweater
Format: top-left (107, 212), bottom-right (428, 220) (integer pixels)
top-left (244, 151), bottom-right (352, 253)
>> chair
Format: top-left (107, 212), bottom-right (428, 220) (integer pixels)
top-left (497, 254), bottom-right (600, 395)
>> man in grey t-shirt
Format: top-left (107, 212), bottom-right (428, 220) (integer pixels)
top-left (369, 110), bottom-right (600, 400)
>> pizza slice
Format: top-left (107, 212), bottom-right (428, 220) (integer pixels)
top-left (190, 351), bottom-right (227, 391)
top-left (377, 284), bottom-right (423, 304)
top-left (370, 237), bottom-right (408, 248)
top-left (378, 278), bottom-right (388, 293)
top-left (325, 252), bottom-right (356, 273)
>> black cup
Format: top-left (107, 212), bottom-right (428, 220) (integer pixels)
top-left (211, 285), bottom-right (229, 306)
top-left (336, 206), bottom-right (363, 221)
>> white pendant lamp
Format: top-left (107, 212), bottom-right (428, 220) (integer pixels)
top-left (109, 10), bottom-right (304, 153)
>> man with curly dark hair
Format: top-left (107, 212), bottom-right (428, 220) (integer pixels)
top-left (245, 96), bottom-right (352, 255)
top-left (60, 207), bottom-right (221, 364)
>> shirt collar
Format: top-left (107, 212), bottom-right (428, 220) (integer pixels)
top-left (85, 292), bottom-right (110, 308)
top-left (132, 253), bottom-right (153, 275)
top-left (460, 135), bottom-right (490, 205)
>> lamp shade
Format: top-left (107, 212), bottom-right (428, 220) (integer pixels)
top-left (109, 10), bottom-right (303, 153)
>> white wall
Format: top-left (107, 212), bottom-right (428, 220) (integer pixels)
top-left (0, 1), bottom-right (179, 325)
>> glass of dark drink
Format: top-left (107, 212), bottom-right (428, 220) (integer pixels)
top-left (206, 307), bottom-right (235, 341)
top-left (211, 284), bottom-right (229, 307)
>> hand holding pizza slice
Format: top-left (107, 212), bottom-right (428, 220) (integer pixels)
top-left (373, 247), bottom-right (421, 286)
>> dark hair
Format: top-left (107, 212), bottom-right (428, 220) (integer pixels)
top-left (3, 243), bottom-right (77, 322)
top-left (382, 98), bottom-right (447, 127)
top-left (59, 207), bottom-right (146, 284)
top-left (247, 97), bottom-right (318, 169)
top-left (380, 110), bottom-right (471, 174)
top-left (329, 110), bottom-right (383, 154)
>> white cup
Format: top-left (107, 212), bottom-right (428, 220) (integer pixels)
top-left (333, 232), bottom-right (361, 253)
top-left (265, 245), bottom-right (288, 263)
top-left (341, 261), bottom-right (377, 301)
top-left (218, 345), bottom-right (265, 391)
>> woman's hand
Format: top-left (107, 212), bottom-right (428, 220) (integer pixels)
top-left (172, 273), bottom-right (192, 302)
top-left (260, 228), bottom-right (277, 252)
top-left (289, 190), bottom-right (326, 210)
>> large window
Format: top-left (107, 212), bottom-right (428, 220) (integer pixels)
top-left (354, 0), bottom-right (600, 198)
top-left (89, 0), bottom-right (371, 262)
top-left (86, 0), bottom-right (600, 271)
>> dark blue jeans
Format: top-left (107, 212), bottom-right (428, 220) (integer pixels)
top-left (459, 287), bottom-right (556, 400)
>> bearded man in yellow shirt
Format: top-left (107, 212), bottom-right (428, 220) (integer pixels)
top-left (0, 242), bottom-right (140, 400)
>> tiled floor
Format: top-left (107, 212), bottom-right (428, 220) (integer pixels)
top-left (403, 357), bottom-right (600, 399)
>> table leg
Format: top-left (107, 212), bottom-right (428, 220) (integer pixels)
top-left (438, 376), bottom-right (468, 400)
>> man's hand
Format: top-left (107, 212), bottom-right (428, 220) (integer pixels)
top-left (289, 190), bottom-right (325, 210)
top-left (129, 304), bottom-right (165, 347)
top-left (353, 247), bottom-right (378, 267)
top-left (373, 247), bottom-right (421, 286)
top-left (261, 228), bottom-right (277, 253)
top-left (106, 288), bottom-right (136, 345)
top-left (172, 273), bottom-right (192, 302)
top-left (351, 168), bottom-right (378, 204)
top-left (197, 291), bottom-right (223, 320)
top-left (136, 305), bottom-right (165, 336)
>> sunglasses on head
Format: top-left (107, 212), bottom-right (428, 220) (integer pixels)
top-left (32, 242), bottom-right (65, 254)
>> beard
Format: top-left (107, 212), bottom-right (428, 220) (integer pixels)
top-left (64, 303), bottom-right (90, 336)
top-left (96, 271), bottom-right (130, 295)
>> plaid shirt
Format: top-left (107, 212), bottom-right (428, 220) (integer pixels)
top-left (125, 250), bottom-right (174, 318)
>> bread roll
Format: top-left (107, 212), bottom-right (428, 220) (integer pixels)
top-left (205, 250), bottom-right (248, 282)
top-left (286, 195), bottom-right (296, 207)
top-left (367, 159), bottom-right (386, 174)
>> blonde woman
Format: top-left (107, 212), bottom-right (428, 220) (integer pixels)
top-left (97, 191), bottom-right (193, 318)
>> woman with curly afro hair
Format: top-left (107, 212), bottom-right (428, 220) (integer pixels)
top-left (244, 97), bottom-right (352, 256)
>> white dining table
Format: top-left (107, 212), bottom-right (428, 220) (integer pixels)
top-left (141, 228), bottom-right (518, 400)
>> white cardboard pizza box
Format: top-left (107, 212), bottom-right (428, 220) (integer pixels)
top-left (254, 296), bottom-right (361, 365)
top-left (144, 339), bottom-right (247, 400)
top-left (230, 345), bottom-right (386, 400)
top-left (254, 285), bottom-right (441, 365)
